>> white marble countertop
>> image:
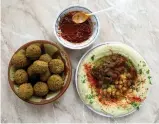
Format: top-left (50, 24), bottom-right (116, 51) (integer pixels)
top-left (1, 0), bottom-right (159, 123)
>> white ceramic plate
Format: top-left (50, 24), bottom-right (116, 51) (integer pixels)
top-left (75, 42), bottom-right (152, 118)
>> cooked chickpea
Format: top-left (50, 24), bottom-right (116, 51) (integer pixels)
top-left (123, 80), bottom-right (127, 84)
top-left (126, 73), bottom-right (132, 79)
top-left (116, 91), bottom-right (120, 96)
top-left (128, 89), bottom-right (133, 93)
top-left (115, 81), bottom-right (119, 84)
top-left (103, 89), bottom-right (107, 95)
top-left (120, 74), bottom-right (126, 80)
top-left (112, 87), bottom-right (116, 92)
top-left (122, 87), bottom-right (127, 91)
top-left (112, 90), bottom-right (116, 96)
top-left (118, 85), bottom-right (122, 89)
top-left (119, 81), bottom-right (123, 84)
top-left (107, 87), bottom-right (112, 93)
top-left (110, 85), bottom-right (115, 89)
top-left (124, 83), bottom-right (127, 87)
top-left (115, 85), bottom-right (118, 88)
top-left (127, 82), bottom-right (132, 86)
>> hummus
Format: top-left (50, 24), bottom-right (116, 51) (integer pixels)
top-left (76, 43), bottom-right (151, 117)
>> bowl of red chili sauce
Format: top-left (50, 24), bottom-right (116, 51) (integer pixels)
top-left (54, 6), bottom-right (100, 49)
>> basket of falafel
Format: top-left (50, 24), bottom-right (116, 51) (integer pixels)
top-left (8, 41), bottom-right (72, 104)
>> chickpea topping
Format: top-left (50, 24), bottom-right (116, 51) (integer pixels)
top-left (103, 89), bottom-right (107, 95)
top-left (119, 81), bottom-right (123, 84)
top-left (124, 83), bottom-right (127, 87)
top-left (123, 80), bottom-right (127, 84)
top-left (127, 82), bottom-right (131, 86)
top-left (118, 85), bottom-right (123, 89)
top-left (116, 91), bottom-right (120, 96)
top-left (112, 90), bottom-right (116, 96)
top-left (122, 87), bottom-right (127, 91)
top-left (126, 73), bottom-right (132, 79)
top-left (110, 85), bottom-right (115, 89)
top-left (115, 81), bottom-right (119, 84)
top-left (128, 89), bottom-right (133, 93)
top-left (120, 74), bottom-right (127, 80)
top-left (107, 87), bottom-right (112, 93)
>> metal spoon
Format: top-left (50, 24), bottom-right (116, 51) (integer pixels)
top-left (72, 8), bottom-right (112, 24)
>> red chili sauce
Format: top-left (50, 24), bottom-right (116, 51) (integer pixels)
top-left (84, 63), bottom-right (97, 86)
top-left (59, 11), bottom-right (92, 43)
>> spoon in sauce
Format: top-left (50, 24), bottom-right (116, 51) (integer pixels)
top-left (72, 8), bottom-right (113, 24)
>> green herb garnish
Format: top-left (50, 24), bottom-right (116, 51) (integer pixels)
top-left (148, 76), bottom-right (151, 79)
top-left (136, 106), bottom-right (140, 110)
top-left (86, 94), bottom-right (94, 99)
top-left (142, 61), bottom-right (146, 67)
top-left (126, 60), bottom-right (132, 67)
top-left (91, 55), bottom-right (95, 61)
top-left (89, 100), bottom-right (93, 104)
top-left (146, 70), bottom-right (150, 74)
top-left (139, 69), bottom-right (142, 74)
top-left (136, 87), bottom-right (139, 92)
top-left (82, 80), bottom-right (85, 83)
top-left (148, 76), bottom-right (152, 84)
top-left (131, 102), bottom-right (140, 110)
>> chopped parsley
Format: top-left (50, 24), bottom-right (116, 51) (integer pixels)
top-left (131, 102), bottom-right (140, 110)
top-left (126, 60), bottom-right (132, 67)
top-left (148, 76), bottom-right (152, 79)
top-left (89, 100), bottom-right (93, 104)
top-left (136, 106), bottom-right (140, 110)
top-left (148, 76), bottom-right (152, 84)
top-left (86, 94), bottom-right (94, 99)
top-left (136, 87), bottom-right (139, 92)
top-left (82, 80), bottom-right (85, 83)
top-left (139, 69), bottom-right (142, 74)
top-left (81, 75), bottom-right (86, 83)
top-left (142, 61), bottom-right (146, 67)
top-left (91, 55), bottom-right (95, 61)
top-left (146, 70), bottom-right (150, 74)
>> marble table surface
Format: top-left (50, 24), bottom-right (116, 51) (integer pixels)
top-left (1, 0), bottom-right (159, 123)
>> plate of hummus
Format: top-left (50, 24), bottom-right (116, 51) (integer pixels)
top-left (75, 42), bottom-right (152, 117)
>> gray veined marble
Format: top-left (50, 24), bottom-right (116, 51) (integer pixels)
top-left (1, 0), bottom-right (159, 123)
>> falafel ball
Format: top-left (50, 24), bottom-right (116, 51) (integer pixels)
top-left (26, 44), bottom-right (41, 59)
top-left (32, 60), bottom-right (48, 74)
top-left (47, 75), bottom-right (64, 91)
top-left (11, 53), bottom-right (29, 68)
top-left (17, 49), bottom-right (26, 55)
top-left (49, 59), bottom-right (64, 74)
top-left (27, 64), bottom-right (34, 76)
top-left (39, 54), bottom-right (52, 63)
top-left (14, 69), bottom-right (28, 84)
top-left (18, 83), bottom-right (33, 100)
top-left (33, 82), bottom-right (48, 97)
top-left (40, 69), bottom-right (51, 82)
